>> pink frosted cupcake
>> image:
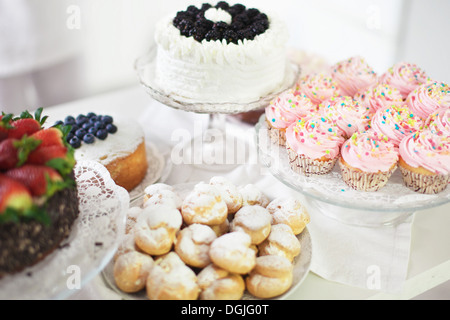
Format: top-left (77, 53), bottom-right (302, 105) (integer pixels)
top-left (286, 116), bottom-right (345, 176)
top-left (294, 73), bottom-right (341, 106)
top-left (379, 62), bottom-right (429, 100)
top-left (339, 131), bottom-right (399, 192)
top-left (319, 95), bottom-right (370, 139)
top-left (265, 90), bottom-right (317, 146)
top-left (406, 81), bottom-right (450, 120)
top-left (330, 56), bottom-right (377, 97)
top-left (398, 129), bottom-right (450, 194)
top-left (354, 83), bottom-right (403, 116)
top-left (370, 104), bottom-right (424, 147)
top-left (423, 107), bottom-right (450, 135)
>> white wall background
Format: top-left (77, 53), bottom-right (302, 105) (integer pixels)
top-left (1, 0), bottom-right (450, 110)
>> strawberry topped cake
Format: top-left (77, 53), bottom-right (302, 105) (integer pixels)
top-left (0, 108), bottom-right (79, 277)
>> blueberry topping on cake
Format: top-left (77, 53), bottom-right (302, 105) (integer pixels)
top-left (56, 113), bottom-right (118, 149)
top-left (172, 2), bottom-right (270, 44)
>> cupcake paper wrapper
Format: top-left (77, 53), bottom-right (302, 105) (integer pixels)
top-left (288, 148), bottom-right (338, 176)
top-left (339, 159), bottom-right (397, 192)
top-left (399, 166), bottom-right (449, 194)
top-left (267, 120), bottom-right (286, 146)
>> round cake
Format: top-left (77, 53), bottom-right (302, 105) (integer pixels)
top-left (153, 2), bottom-right (289, 103)
top-left (0, 108), bottom-right (79, 277)
top-left (58, 113), bottom-right (148, 192)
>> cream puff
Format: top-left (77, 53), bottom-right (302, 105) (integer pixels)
top-left (230, 205), bottom-right (272, 245)
top-left (113, 251), bottom-right (154, 293)
top-left (197, 264), bottom-right (245, 300)
top-left (258, 224), bottom-right (301, 262)
top-left (266, 198), bottom-right (310, 235)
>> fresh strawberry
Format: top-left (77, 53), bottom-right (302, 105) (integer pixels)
top-left (6, 165), bottom-right (63, 197)
top-left (0, 136), bottom-right (42, 170)
top-left (7, 108), bottom-right (48, 140)
top-left (31, 127), bottom-right (65, 149)
top-left (0, 174), bottom-right (33, 214)
top-left (0, 113), bottom-right (13, 142)
top-left (8, 118), bottom-right (42, 139)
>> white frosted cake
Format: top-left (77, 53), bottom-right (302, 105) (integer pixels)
top-left (153, 2), bottom-right (289, 104)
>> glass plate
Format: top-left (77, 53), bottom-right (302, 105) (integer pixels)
top-left (255, 115), bottom-right (450, 222)
top-left (129, 143), bottom-right (172, 203)
top-left (101, 182), bottom-right (312, 301)
top-left (0, 161), bottom-right (129, 300)
top-left (135, 46), bottom-right (301, 114)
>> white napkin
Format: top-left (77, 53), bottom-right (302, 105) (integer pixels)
top-left (305, 200), bottom-right (414, 293)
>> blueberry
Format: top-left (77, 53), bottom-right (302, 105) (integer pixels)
top-left (75, 128), bottom-right (87, 139)
top-left (76, 114), bottom-right (88, 125)
top-left (53, 120), bottom-right (64, 127)
top-left (69, 136), bottom-right (81, 149)
top-left (87, 112), bottom-right (97, 118)
top-left (96, 129), bottom-right (108, 140)
top-left (83, 133), bottom-right (95, 144)
top-left (66, 132), bottom-right (74, 142)
top-left (64, 116), bottom-right (75, 125)
top-left (89, 117), bottom-right (98, 124)
top-left (94, 121), bottom-right (106, 130)
top-left (88, 127), bottom-right (98, 135)
top-left (101, 115), bottom-right (114, 124)
top-left (70, 124), bottom-right (80, 133)
top-left (82, 122), bottom-right (93, 130)
top-left (106, 124), bottom-right (117, 134)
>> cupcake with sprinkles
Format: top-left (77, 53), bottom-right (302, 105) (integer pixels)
top-left (319, 95), bottom-right (370, 139)
top-left (354, 83), bottom-right (403, 116)
top-left (339, 131), bottom-right (399, 192)
top-left (398, 129), bottom-right (450, 194)
top-left (265, 89), bottom-right (317, 146)
top-left (294, 73), bottom-right (341, 106)
top-left (370, 104), bottom-right (424, 147)
top-left (330, 56), bottom-right (378, 97)
top-left (406, 81), bottom-right (450, 120)
top-left (379, 62), bottom-right (430, 100)
top-left (285, 115), bottom-right (345, 176)
top-left (423, 107), bottom-right (450, 135)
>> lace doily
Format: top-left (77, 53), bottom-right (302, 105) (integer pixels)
top-left (135, 47), bottom-right (300, 115)
top-left (255, 115), bottom-right (450, 213)
top-left (0, 161), bottom-right (129, 300)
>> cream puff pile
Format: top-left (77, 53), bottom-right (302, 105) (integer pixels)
top-left (112, 177), bottom-right (311, 300)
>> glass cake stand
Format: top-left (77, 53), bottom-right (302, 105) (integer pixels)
top-left (255, 115), bottom-right (450, 227)
top-left (135, 46), bottom-right (300, 171)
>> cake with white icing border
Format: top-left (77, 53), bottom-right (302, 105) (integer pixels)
top-left (153, 2), bottom-right (289, 103)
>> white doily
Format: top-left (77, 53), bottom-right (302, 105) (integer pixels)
top-left (255, 115), bottom-right (450, 214)
top-left (0, 161), bottom-right (129, 300)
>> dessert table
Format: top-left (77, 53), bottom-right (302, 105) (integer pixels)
top-left (42, 85), bottom-right (450, 300)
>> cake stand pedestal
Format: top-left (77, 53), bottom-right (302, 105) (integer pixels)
top-left (255, 115), bottom-right (450, 227)
top-left (135, 47), bottom-right (300, 172)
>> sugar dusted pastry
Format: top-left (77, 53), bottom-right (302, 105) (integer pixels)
top-left (113, 251), bottom-right (154, 293)
top-left (143, 188), bottom-right (182, 210)
top-left (266, 198), bottom-right (310, 235)
top-left (181, 182), bottom-right (228, 226)
top-left (147, 252), bottom-right (200, 300)
top-left (197, 264), bottom-right (245, 300)
top-left (239, 184), bottom-right (270, 208)
top-left (230, 205), bottom-right (272, 245)
top-left (209, 176), bottom-right (242, 214)
top-left (246, 255), bottom-right (294, 299)
top-left (174, 224), bottom-right (217, 268)
top-left (210, 218), bottom-right (230, 237)
top-left (209, 231), bottom-right (256, 274)
top-left (258, 224), bottom-right (301, 262)
top-left (134, 205), bottom-right (183, 256)
top-left (125, 206), bottom-right (143, 234)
